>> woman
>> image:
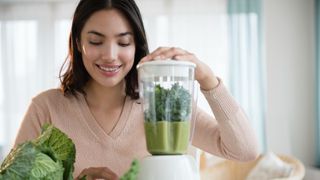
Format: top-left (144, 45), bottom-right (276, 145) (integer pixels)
top-left (14, 0), bottom-right (259, 179)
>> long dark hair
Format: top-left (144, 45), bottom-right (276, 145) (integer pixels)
top-left (59, 0), bottom-right (149, 99)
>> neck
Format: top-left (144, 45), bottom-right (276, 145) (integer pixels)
top-left (84, 80), bottom-right (126, 110)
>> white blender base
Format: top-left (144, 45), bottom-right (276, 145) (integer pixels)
top-left (137, 155), bottom-right (200, 180)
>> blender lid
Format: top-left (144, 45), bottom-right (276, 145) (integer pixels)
top-left (136, 59), bottom-right (196, 69)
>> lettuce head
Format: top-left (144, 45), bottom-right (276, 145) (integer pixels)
top-left (0, 124), bottom-right (76, 180)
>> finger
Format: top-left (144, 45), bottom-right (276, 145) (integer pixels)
top-left (140, 47), bottom-right (170, 62)
top-left (76, 168), bottom-right (89, 180)
top-left (77, 167), bottom-right (118, 180)
top-left (140, 54), bottom-right (151, 63)
top-left (173, 53), bottom-right (197, 63)
top-left (149, 46), bottom-right (171, 58)
top-left (97, 167), bottom-right (118, 180)
top-left (75, 175), bottom-right (92, 180)
top-left (158, 47), bottom-right (189, 60)
top-left (140, 47), bottom-right (190, 64)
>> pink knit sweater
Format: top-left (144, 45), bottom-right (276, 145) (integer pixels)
top-left (14, 80), bottom-right (258, 176)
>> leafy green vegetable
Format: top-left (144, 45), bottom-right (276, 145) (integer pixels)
top-left (120, 160), bottom-right (139, 180)
top-left (30, 152), bottom-right (64, 179)
top-left (34, 124), bottom-right (75, 180)
top-left (0, 124), bottom-right (76, 180)
top-left (144, 83), bottom-right (192, 122)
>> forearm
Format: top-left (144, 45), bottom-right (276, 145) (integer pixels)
top-left (196, 62), bottom-right (219, 91)
top-left (193, 79), bottom-right (259, 161)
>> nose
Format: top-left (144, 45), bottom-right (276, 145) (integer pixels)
top-left (101, 43), bottom-right (116, 62)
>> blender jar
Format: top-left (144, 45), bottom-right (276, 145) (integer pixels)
top-left (137, 60), bottom-right (196, 155)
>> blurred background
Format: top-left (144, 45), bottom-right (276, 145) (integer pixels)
top-left (0, 0), bottom-right (318, 179)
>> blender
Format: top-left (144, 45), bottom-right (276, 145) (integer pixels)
top-left (136, 60), bottom-right (200, 180)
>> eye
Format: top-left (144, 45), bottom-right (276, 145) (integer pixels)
top-left (118, 42), bottom-right (131, 47)
top-left (89, 41), bottom-right (102, 45)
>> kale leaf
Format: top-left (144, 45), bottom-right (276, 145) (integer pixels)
top-left (144, 83), bottom-right (191, 122)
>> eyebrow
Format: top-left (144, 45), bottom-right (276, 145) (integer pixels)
top-left (88, 31), bottom-right (105, 37)
top-left (87, 31), bottom-right (133, 37)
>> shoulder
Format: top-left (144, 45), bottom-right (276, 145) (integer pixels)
top-left (31, 88), bottom-right (79, 107)
top-left (130, 97), bottom-right (143, 106)
top-left (127, 96), bottom-right (143, 114)
top-left (33, 88), bottom-right (64, 101)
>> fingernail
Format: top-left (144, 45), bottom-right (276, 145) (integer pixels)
top-left (153, 55), bottom-right (163, 60)
top-left (154, 56), bottom-right (161, 60)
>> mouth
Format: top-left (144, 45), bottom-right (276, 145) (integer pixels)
top-left (96, 64), bottom-right (122, 73)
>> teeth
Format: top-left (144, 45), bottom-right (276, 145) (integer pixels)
top-left (98, 65), bottom-right (120, 72)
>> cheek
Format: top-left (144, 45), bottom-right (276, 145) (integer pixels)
top-left (120, 48), bottom-right (136, 67)
top-left (82, 44), bottom-right (100, 62)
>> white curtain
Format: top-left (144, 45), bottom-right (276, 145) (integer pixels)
top-left (316, 0), bottom-right (320, 167)
top-left (227, 0), bottom-right (266, 151)
top-left (0, 0), bottom-right (229, 160)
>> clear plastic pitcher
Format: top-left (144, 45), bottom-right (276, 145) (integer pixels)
top-left (137, 60), bottom-right (196, 155)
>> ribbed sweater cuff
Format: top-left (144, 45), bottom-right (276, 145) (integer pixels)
top-left (200, 78), bottom-right (239, 121)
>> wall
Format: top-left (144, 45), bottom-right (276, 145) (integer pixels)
top-left (264, 0), bottom-right (316, 166)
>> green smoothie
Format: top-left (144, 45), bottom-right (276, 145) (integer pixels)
top-left (144, 121), bottom-right (190, 155)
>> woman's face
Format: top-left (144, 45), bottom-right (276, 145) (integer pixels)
top-left (79, 9), bottom-right (135, 89)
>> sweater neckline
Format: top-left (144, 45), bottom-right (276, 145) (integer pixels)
top-left (78, 93), bottom-right (132, 140)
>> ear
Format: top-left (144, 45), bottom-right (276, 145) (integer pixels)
top-left (76, 38), bottom-right (82, 53)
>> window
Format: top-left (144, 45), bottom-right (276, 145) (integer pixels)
top-left (54, 20), bottom-right (72, 87)
top-left (0, 22), bottom-right (3, 159)
top-left (0, 20), bottom-right (38, 156)
top-left (0, 2), bottom-right (74, 158)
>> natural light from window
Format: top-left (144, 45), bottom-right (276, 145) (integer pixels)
top-left (0, 20), bottom-right (37, 157)
top-left (0, 22), bottom-right (3, 149)
top-left (54, 20), bottom-right (72, 86)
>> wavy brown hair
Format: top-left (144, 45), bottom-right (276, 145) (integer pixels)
top-left (59, 0), bottom-right (149, 99)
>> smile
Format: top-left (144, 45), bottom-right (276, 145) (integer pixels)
top-left (97, 64), bottom-right (121, 73)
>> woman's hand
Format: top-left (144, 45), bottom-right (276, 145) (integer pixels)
top-left (140, 47), bottom-right (219, 90)
top-left (75, 167), bottom-right (119, 180)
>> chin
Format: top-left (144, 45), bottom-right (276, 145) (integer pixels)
top-left (99, 79), bottom-right (124, 88)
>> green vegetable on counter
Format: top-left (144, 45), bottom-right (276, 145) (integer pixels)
top-left (0, 124), bottom-right (76, 180)
top-left (120, 159), bottom-right (139, 180)
top-left (79, 175), bottom-right (87, 180)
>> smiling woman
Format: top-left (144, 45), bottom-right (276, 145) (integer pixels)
top-left (79, 10), bottom-right (136, 90)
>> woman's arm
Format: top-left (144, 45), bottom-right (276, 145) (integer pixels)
top-left (192, 79), bottom-right (259, 161)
